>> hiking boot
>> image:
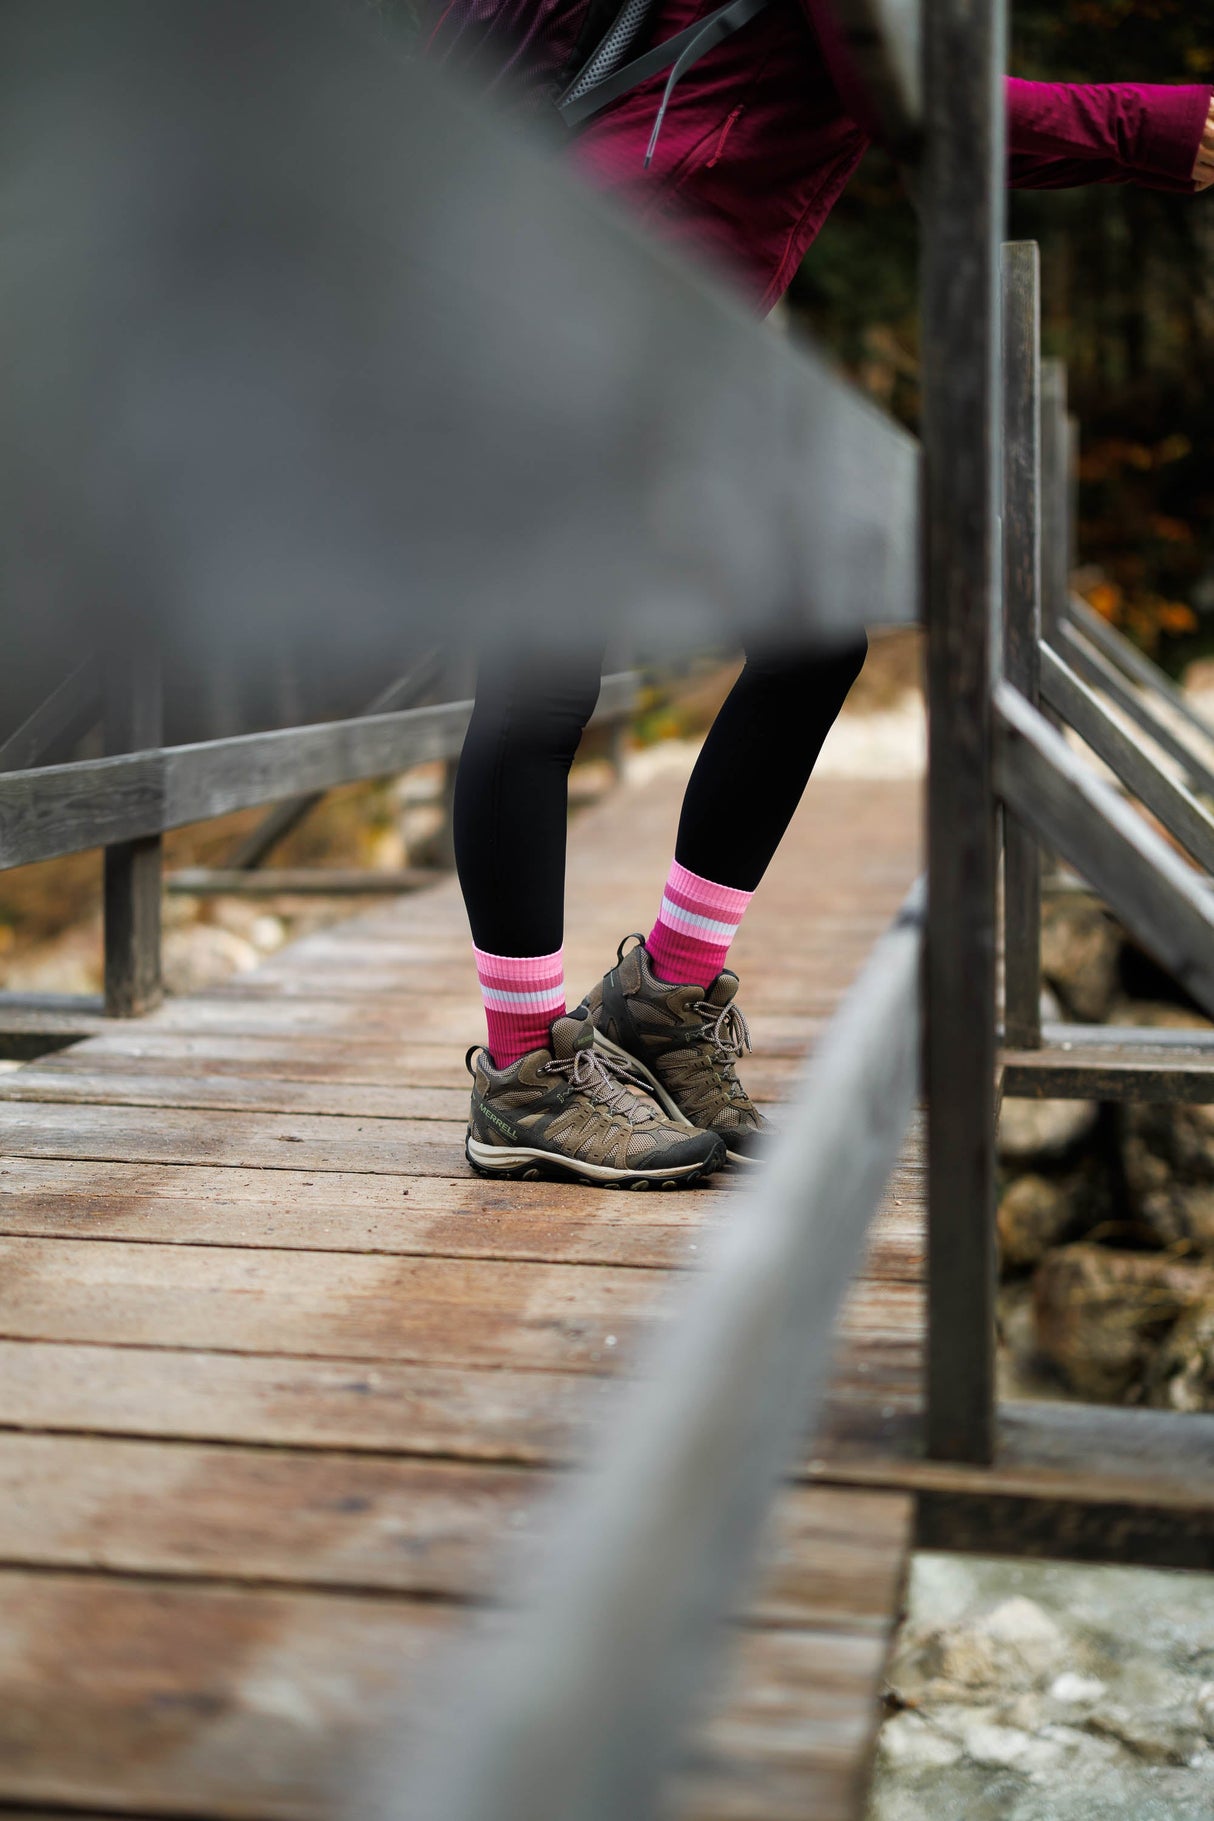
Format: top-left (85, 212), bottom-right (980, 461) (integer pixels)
top-left (465, 1011), bottom-right (726, 1189)
top-left (577, 936), bottom-right (768, 1166)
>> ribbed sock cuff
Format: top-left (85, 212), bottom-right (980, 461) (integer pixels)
top-left (474, 946), bottom-right (565, 1069)
top-left (646, 860), bottom-right (753, 988)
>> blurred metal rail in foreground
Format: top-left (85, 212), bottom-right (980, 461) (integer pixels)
top-left (4, 1), bottom-right (1214, 1817)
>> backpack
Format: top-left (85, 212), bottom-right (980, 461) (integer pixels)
top-left (422, 0), bottom-right (773, 164)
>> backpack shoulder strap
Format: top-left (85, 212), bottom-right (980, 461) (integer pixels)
top-left (558, 0), bottom-right (771, 139)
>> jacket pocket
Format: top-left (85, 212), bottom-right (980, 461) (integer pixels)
top-left (705, 105), bottom-right (744, 167)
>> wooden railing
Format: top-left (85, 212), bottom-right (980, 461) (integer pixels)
top-left (0, 666), bottom-right (637, 1049)
top-left (6, 0), bottom-right (1214, 1814)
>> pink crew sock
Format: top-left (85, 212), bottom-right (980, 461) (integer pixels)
top-left (646, 859), bottom-right (754, 988)
top-left (474, 946), bottom-right (566, 1069)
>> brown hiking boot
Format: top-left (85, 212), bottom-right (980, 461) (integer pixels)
top-left (465, 1010), bottom-right (726, 1189)
top-left (577, 936), bottom-right (768, 1167)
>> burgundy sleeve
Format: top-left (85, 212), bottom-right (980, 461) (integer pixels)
top-left (1006, 78), bottom-right (1211, 189)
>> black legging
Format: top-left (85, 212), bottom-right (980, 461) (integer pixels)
top-left (453, 638), bottom-right (868, 956)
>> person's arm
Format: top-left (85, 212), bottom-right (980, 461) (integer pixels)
top-left (1007, 78), bottom-right (1214, 191)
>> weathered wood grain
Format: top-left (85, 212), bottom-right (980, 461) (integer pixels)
top-left (1003, 1042), bottom-right (1214, 1103)
top-left (1000, 240), bottom-right (1043, 1051)
top-left (0, 1340), bottom-right (919, 1465)
top-left (921, 0), bottom-right (1004, 1464)
top-left (996, 680), bottom-right (1214, 1021)
top-left (0, 1565), bottom-right (902, 1821)
top-left (1061, 623), bottom-right (1214, 802)
top-left (0, 1235), bottom-right (668, 1370)
top-left (0, 1431), bottom-right (912, 1634)
top-left (1040, 643), bottom-right (1214, 876)
top-left (1070, 593), bottom-right (1214, 752)
top-left (0, 764), bottom-right (926, 1821)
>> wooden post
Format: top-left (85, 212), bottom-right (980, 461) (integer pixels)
top-left (103, 639), bottom-right (163, 1017)
top-left (922, 0), bottom-right (1006, 1464)
top-left (1041, 359), bottom-right (1069, 650)
top-left (1001, 242), bottom-right (1043, 1051)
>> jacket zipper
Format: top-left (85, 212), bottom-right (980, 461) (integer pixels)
top-left (706, 107), bottom-right (743, 167)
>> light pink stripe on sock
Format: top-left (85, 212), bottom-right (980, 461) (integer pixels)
top-left (474, 945), bottom-right (565, 1068)
top-left (646, 860), bottom-right (753, 988)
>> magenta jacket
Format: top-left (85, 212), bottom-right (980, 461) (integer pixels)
top-left (571, 0), bottom-right (1212, 312)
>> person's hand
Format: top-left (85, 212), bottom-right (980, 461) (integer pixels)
top-left (1193, 97), bottom-right (1214, 189)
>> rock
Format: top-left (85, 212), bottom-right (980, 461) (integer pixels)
top-left (1197, 1681), bottom-right (1214, 1742)
top-left (1041, 899), bottom-right (1122, 1022)
top-left (979, 1597), bottom-right (1069, 1679)
top-left (997, 1173), bottom-right (1080, 1268)
top-left (1142, 1297), bottom-right (1214, 1412)
top-left (888, 1597), bottom-right (1069, 1705)
top-left (1049, 1672), bottom-right (1106, 1706)
top-left (877, 1711), bottom-right (963, 1770)
top-left (1033, 1243), bottom-right (1214, 1400)
top-left (250, 914), bottom-right (286, 953)
top-left (1116, 999), bottom-right (1214, 1037)
top-left (1123, 1101), bottom-right (1214, 1254)
top-left (955, 1719), bottom-right (1034, 1770)
top-left (998, 1098), bottom-right (1097, 1163)
top-left (162, 925), bottom-right (259, 995)
top-left (1083, 1704), bottom-right (1199, 1765)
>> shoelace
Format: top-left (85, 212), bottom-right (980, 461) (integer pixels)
top-left (695, 1001), bottom-right (754, 1104)
top-left (543, 1042), bottom-right (652, 1123)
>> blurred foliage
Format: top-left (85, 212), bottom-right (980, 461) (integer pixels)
top-left (790, 0), bottom-right (1214, 672)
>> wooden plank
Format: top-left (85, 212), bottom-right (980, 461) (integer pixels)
top-left (0, 1233), bottom-right (920, 1384)
top-left (0, 1033), bottom-right (809, 1104)
top-left (0, 1154), bottom-right (721, 1271)
top-left (0, 701), bottom-right (471, 870)
top-left (0, 1152), bottom-right (924, 1278)
top-left (1000, 240), bottom-right (1043, 1049)
top-left (1040, 358), bottom-right (1069, 651)
top-left (382, 884), bottom-right (922, 1821)
top-left (996, 680), bottom-right (1214, 1020)
top-left (0, 1433), bottom-right (537, 1597)
top-left (921, 0), bottom-right (1004, 1464)
top-left (0, 1100), bottom-right (473, 1175)
top-left (1042, 1019), bottom-right (1214, 1051)
top-left (1004, 1042), bottom-right (1214, 1101)
top-left (1071, 593), bottom-right (1214, 751)
top-left (674, 1625), bottom-right (897, 1821)
top-left (1041, 643), bottom-right (1214, 874)
top-left (0, 1565), bottom-right (901, 1821)
top-left (1062, 623), bottom-right (1214, 802)
top-left (0, 1065), bottom-right (474, 1121)
top-left (0, 1431), bottom-right (911, 1634)
top-left (0, 1335), bottom-right (919, 1466)
top-left (167, 866), bottom-right (444, 895)
top-left (0, 1339), bottom-right (604, 1462)
top-left (812, 1398), bottom-right (1214, 1570)
top-left (0, 1569), bottom-right (451, 1818)
top-left (0, 1235), bottom-right (668, 1371)
top-left (0, 994), bottom-right (106, 1061)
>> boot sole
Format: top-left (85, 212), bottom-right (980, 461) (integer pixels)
top-left (590, 1028), bottom-right (763, 1169)
top-left (465, 1134), bottom-right (723, 1189)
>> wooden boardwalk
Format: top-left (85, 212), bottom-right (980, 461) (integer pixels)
top-left (0, 762), bottom-right (925, 1820)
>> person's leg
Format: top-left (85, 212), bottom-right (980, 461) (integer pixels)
top-left (646, 635), bottom-right (869, 984)
top-left (453, 649), bottom-right (604, 1067)
top-left (454, 650), bottom-right (726, 1186)
top-left (581, 635), bottom-right (867, 1163)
